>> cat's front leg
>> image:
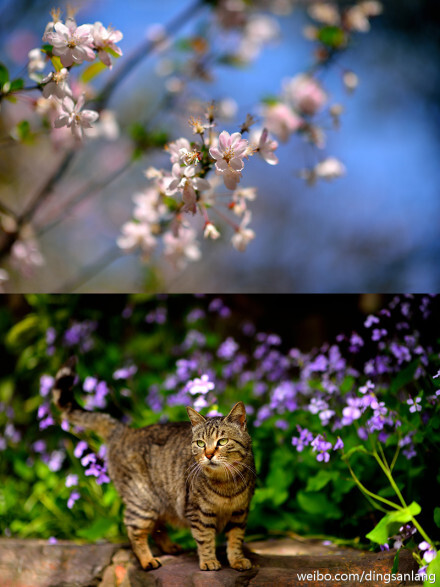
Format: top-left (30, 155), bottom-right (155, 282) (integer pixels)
top-left (225, 517), bottom-right (252, 571)
top-left (189, 514), bottom-right (221, 571)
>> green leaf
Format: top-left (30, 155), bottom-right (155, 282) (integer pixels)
top-left (15, 120), bottom-right (32, 143)
top-left (0, 63), bottom-right (9, 86)
top-left (305, 469), bottom-right (337, 492)
top-left (391, 548), bottom-right (400, 574)
top-left (425, 552), bottom-right (440, 587)
top-left (341, 444), bottom-right (370, 461)
top-left (297, 491), bottom-right (342, 519)
top-left (434, 507), bottom-right (440, 529)
top-left (13, 459), bottom-right (34, 482)
top-left (80, 61), bottom-right (107, 83)
top-left (390, 360), bottom-right (419, 394)
top-left (77, 517), bottom-right (117, 541)
top-left (10, 78), bottom-right (24, 92)
top-left (317, 26), bottom-right (347, 49)
top-left (5, 314), bottom-right (40, 350)
top-left (366, 502), bottom-right (421, 545)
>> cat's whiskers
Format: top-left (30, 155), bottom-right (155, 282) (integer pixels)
top-left (186, 460), bottom-right (202, 490)
top-left (233, 460), bottom-right (257, 477)
top-left (224, 460), bottom-right (247, 485)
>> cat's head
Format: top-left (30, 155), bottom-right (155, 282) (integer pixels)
top-left (186, 402), bottom-right (252, 478)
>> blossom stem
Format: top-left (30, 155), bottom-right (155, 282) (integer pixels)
top-left (211, 206), bottom-right (240, 231)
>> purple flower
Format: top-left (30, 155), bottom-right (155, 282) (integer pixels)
top-left (145, 307), bottom-right (167, 324)
top-left (81, 453), bottom-right (96, 467)
top-left (359, 380), bottom-right (375, 394)
top-left (364, 315), bottom-right (380, 328)
top-left (74, 440), bottom-right (88, 458)
top-left (333, 437), bottom-right (344, 450)
top-left (217, 337), bottom-right (239, 360)
top-left (255, 405), bottom-right (272, 427)
top-left (407, 397), bottom-right (422, 413)
top-left (349, 332), bottom-right (364, 353)
top-left (48, 450), bottom-right (64, 472)
top-left (275, 419), bottom-right (289, 430)
top-left (32, 440), bottom-right (47, 453)
top-left (186, 374), bottom-right (215, 395)
top-left (39, 416), bottom-right (55, 430)
top-left (419, 542), bottom-right (437, 564)
top-left (292, 426), bottom-right (314, 452)
top-left (342, 398), bottom-right (362, 425)
top-left (113, 365), bottom-right (137, 380)
top-left (48, 537), bottom-right (58, 544)
top-left (83, 376), bottom-right (97, 392)
top-left (182, 330), bottom-right (206, 349)
top-left (371, 328), bottom-right (387, 341)
top-left (308, 397), bottom-right (328, 414)
top-left (67, 490), bottom-right (80, 509)
top-left (40, 375), bottom-right (54, 397)
top-left (186, 308), bottom-right (205, 323)
top-left (390, 343), bottom-right (411, 365)
top-left (242, 321), bottom-right (256, 336)
top-left (65, 474), bottom-right (78, 487)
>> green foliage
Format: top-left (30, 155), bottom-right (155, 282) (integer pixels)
top-left (0, 293), bottom-right (438, 566)
top-left (317, 26), bottom-right (347, 49)
top-left (366, 502), bottom-right (421, 545)
top-left (130, 124), bottom-right (169, 160)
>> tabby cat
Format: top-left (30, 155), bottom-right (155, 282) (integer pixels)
top-left (53, 359), bottom-right (256, 572)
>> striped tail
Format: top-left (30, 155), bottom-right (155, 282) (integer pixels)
top-left (52, 357), bottom-right (119, 441)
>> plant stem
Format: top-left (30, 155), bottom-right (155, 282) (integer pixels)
top-left (372, 449), bottom-right (433, 545)
top-left (345, 461), bottom-right (400, 511)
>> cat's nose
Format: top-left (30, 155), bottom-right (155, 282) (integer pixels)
top-left (205, 452), bottom-right (214, 460)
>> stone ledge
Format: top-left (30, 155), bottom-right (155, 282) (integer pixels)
top-left (0, 538), bottom-right (420, 587)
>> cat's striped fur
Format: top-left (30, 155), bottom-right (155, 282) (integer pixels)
top-left (53, 359), bottom-right (256, 571)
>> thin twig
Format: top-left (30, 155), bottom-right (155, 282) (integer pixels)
top-left (0, 0), bottom-right (206, 265)
top-left (36, 158), bottom-right (133, 237)
top-left (55, 244), bottom-right (124, 293)
top-left (93, 0), bottom-right (205, 111)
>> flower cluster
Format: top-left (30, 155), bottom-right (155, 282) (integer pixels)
top-left (117, 106), bottom-right (279, 268)
top-left (26, 10), bottom-right (123, 141)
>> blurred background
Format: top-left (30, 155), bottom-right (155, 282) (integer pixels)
top-left (0, 0), bottom-right (439, 292)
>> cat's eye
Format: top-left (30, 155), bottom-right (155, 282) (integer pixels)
top-left (196, 440), bottom-right (206, 448)
top-left (218, 438), bottom-right (229, 446)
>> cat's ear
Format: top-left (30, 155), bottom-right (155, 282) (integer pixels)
top-left (224, 401), bottom-right (247, 430)
top-left (186, 406), bottom-right (207, 427)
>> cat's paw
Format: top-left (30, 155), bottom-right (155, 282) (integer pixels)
top-left (230, 557), bottom-right (252, 571)
top-left (200, 559), bottom-right (222, 571)
top-left (142, 557), bottom-right (162, 570)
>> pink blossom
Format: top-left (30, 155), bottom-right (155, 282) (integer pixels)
top-left (42, 68), bottom-right (72, 99)
top-left (43, 18), bottom-right (95, 67)
top-left (209, 131), bottom-right (249, 190)
top-left (231, 211), bottom-right (255, 252)
top-left (92, 22), bottom-right (123, 68)
top-left (263, 103), bottom-right (303, 142)
top-left (54, 94), bottom-right (99, 140)
top-left (117, 221), bottom-right (157, 260)
top-left (163, 225), bottom-right (201, 269)
top-left (285, 74), bottom-right (327, 116)
top-left (166, 138), bottom-right (192, 164)
top-left (204, 222), bottom-right (220, 240)
top-left (164, 164), bottom-right (210, 215)
top-left (255, 128), bottom-right (278, 165)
